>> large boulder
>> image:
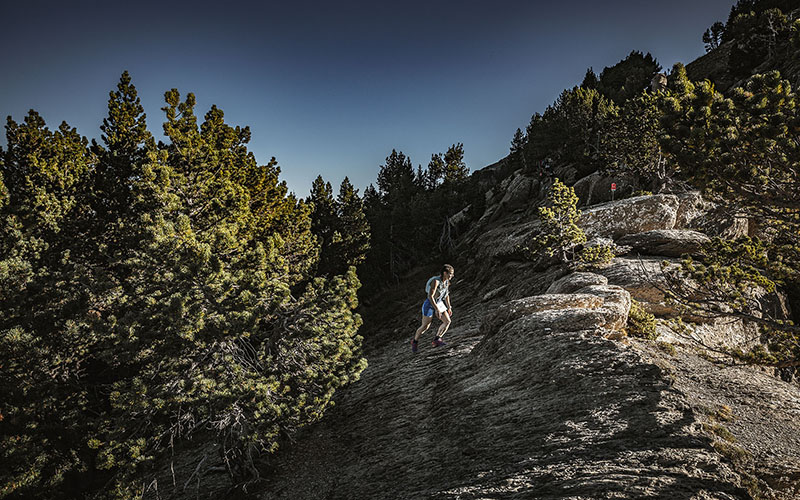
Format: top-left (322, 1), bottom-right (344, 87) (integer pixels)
top-left (546, 271), bottom-right (608, 294)
top-left (481, 293), bottom-right (604, 337)
top-left (552, 164), bottom-right (578, 185)
top-left (616, 229), bottom-right (711, 257)
top-left (597, 257), bottom-right (678, 317)
top-left (479, 170), bottom-right (542, 224)
top-left (672, 191), bottom-right (748, 238)
top-left (580, 194), bottom-right (680, 239)
top-left (502, 264), bottom-right (568, 299)
top-left (481, 285), bottom-right (631, 338)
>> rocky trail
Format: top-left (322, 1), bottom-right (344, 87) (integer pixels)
top-left (254, 193), bottom-right (800, 499)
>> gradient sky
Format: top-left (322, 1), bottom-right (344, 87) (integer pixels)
top-left (1, 0), bottom-right (734, 197)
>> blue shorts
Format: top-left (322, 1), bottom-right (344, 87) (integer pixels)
top-left (422, 299), bottom-right (444, 317)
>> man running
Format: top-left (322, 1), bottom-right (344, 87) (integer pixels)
top-left (411, 264), bottom-right (455, 353)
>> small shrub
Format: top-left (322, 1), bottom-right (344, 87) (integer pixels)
top-left (703, 422), bottom-right (737, 443)
top-left (657, 341), bottom-right (676, 356)
top-left (712, 441), bottom-right (750, 465)
top-left (627, 300), bottom-right (657, 339)
top-left (576, 244), bottom-right (615, 269)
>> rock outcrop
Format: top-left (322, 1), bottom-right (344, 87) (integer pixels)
top-left (257, 278), bottom-right (740, 499)
top-left (480, 170), bottom-right (546, 223)
top-left (479, 285), bottom-right (629, 340)
top-left (656, 317), bottom-right (761, 352)
top-left (596, 257), bottom-right (677, 317)
top-left (546, 272), bottom-right (608, 294)
top-left (616, 229), bottom-right (711, 257)
top-left (689, 207), bottom-right (749, 240)
top-left (580, 195), bottom-right (680, 239)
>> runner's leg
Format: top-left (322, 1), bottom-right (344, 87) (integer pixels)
top-left (414, 315), bottom-right (433, 341)
top-left (436, 311), bottom-right (451, 339)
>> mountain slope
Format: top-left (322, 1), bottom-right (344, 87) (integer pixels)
top-left (255, 193), bottom-right (800, 499)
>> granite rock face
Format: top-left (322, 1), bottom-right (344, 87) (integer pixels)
top-left (580, 195), bottom-right (680, 239)
top-left (546, 272), bottom-right (608, 294)
top-left (656, 317), bottom-right (761, 351)
top-left (471, 194), bottom-right (683, 262)
top-left (470, 219), bottom-right (542, 260)
top-left (479, 285), bottom-right (629, 339)
top-left (479, 170), bottom-right (547, 224)
top-left (617, 229), bottom-right (711, 257)
top-left (597, 257), bottom-right (677, 317)
top-left (499, 173), bottom-right (540, 212)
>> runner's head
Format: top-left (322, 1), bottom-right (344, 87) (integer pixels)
top-left (441, 264), bottom-right (454, 281)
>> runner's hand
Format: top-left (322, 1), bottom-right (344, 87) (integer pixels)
top-left (448, 308), bottom-right (453, 317)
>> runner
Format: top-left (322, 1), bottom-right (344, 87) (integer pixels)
top-left (411, 264), bottom-right (455, 353)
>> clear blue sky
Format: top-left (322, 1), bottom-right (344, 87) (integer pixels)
top-left (1, 0), bottom-right (734, 197)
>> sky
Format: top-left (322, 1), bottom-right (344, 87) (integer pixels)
top-left (0, 0), bottom-right (735, 197)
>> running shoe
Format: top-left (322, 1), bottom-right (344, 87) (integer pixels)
top-left (411, 339), bottom-right (418, 353)
top-left (432, 337), bottom-right (446, 347)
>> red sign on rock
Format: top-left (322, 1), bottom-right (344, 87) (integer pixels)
top-left (611, 183), bottom-right (617, 191)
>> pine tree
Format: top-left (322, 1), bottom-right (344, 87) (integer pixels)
top-left (371, 150), bottom-right (419, 281)
top-left (509, 128), bottom-right (528, 172)
top-left (702, 21), bottom-right (726, 52)
top-left (534, 178), bottom-right (586, 262)
top-left (360, 184), bottom-right (384, 270)
top-left (530, 86), bottom-right (618, 175)
top-left (1, 111), bottom-right (100, 498)
top-left (525, 112), bottom-right (552, 169)
top-left (309, 174), bottom-right (337, 274)
top-left (725, 8), bottom-right (793, 79)
top-left (601, 91), bottom-right (671, 190)
top-left (580, 67), bottom-right (599, 89)
top-left (308, 175), bottom-right (370, 277)
top-left (415, 164), bottom-right (427, 189)
top-left (332, 177), bottom-right (371, 273)
top-left (426, 153), bottom-right (445, 189)
top-left (92, 71), bottom-right (154, 221)
top-left (510, 128), bottom-right (527, 155)
top-left (377, 149), bottom-right (416, 202)
top-left (443, 143), bottom-right (469, 184)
